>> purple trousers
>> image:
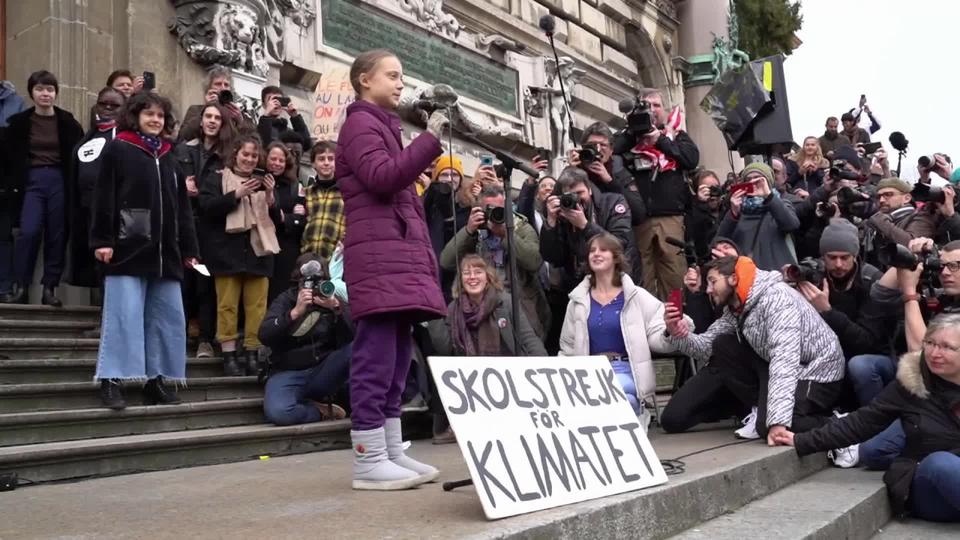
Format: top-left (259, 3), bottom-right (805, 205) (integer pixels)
top-left (350, 314), bottom-right (413, 431)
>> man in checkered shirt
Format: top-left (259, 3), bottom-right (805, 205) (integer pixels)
top-left (301, 141), bottom-right (345, 261)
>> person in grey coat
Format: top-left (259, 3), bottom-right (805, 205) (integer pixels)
top-left (717, 162), bottom-right (800, 271)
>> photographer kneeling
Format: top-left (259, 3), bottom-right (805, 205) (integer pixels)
top-left (258, 253), bottom-right (351, 426)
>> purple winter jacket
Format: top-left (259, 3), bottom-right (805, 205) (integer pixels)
top-left (335, 100), bottom-right (446, 322)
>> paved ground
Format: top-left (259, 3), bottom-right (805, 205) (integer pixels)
top-left (0, 425), bottom-right (794, 540)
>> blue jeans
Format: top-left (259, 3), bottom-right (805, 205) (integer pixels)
top-left (95, 276), bottom-right (186, 381)
top-left (611, 360), bottom-right (640, 414)
top-left (860, 420), bottom-right (906, 470)
top-left (911, 452), bottom-right (960, 522)
top-left (264, 344), bottom-right (351, 426)
top-left (847, 354), bottom-right (896, 406)
top-left (14, 167), bottom-right (66, 286)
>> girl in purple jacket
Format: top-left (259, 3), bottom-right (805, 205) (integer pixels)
top-left (336, 49), bottom-right (450, 490)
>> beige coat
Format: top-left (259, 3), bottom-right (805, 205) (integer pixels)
top-left (559, 274), bottom-right (689, 400)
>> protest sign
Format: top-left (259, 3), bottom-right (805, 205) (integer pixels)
top-left (429, 355), bottom-right (667, 520)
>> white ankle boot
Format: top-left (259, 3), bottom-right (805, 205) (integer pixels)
top-left (384, 417), bottom-right (439, 484)
top-left (351, 427), bottom-right (423, 490)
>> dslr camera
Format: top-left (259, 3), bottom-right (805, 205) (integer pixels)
top-left (578, 143), bottom-right (600, 165)
top-left (479, 205), bottom-right (506, 229)
top-left (302, 274), bottom-right (336, 299)
top-left (707, 185), bottom-right (724, 199)
top-left (559, 192), bottom-right (579, 210)
top-left (836, 186), bottom-right (875, 219)
top-left (784, 257), bottom-right (827, 284)
top-left (218, 89), bottom-right (234, 106)
top-left (829, 159), bottom-right (860, 181)
top-left (911, 183), bottom-right (955, 207)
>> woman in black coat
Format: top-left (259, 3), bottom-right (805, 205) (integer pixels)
top-left (89, 92), bottom-right (199, 409)
top-left (66, 87), bottom-right (125, 290)
top-left (774, 314), bottom-right (960, 523)
top-left (2, 70), bottom-right (83, 306)
top-left (263, 141), bottom-right (306, 304)
top-left (198, 135), bottom-right (280, 377)
top-left (175, 102), bottom-right (236, 359)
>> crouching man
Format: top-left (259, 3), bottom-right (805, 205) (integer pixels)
top-left (258, 253), bottom-right (351, 425)
top-left (661, 256), bottom-right (848, 450)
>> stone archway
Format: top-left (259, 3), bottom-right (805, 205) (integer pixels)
top-left (625, 23), bottom-right (672, 99)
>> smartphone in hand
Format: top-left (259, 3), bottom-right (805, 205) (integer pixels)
top-left (668, 289), bottom-right (683, 317)
top-left (143, 71), bottom-right (156, 91)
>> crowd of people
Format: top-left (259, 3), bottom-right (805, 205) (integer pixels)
top-left (0, 51), bottom-right (956, 520)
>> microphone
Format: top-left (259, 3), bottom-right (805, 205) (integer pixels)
top-left (300, 259), bottom-right (322, 278)
top-left (538, 14), bottom-right (556, 36)
top-left (889, 131), bottom-right (909, 153)
top-left (618, 98), bottom-right (636, 115)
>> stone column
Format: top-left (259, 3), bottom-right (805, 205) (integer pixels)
top-left (677, 0), bottom-right (742, 175)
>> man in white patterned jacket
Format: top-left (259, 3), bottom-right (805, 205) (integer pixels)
top-left (661, 255), bottom-right (847, 446)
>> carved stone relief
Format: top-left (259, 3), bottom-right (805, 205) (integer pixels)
top-left (398, 0), bottom-right (462, 38)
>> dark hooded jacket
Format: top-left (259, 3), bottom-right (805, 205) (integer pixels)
top-left (795, 351), bottom-right (960, 517)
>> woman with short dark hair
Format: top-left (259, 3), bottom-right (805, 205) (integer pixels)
top-left (2, 70), bottom-right (84, 306)
top-left (89, 92), bottom-right (199, 409)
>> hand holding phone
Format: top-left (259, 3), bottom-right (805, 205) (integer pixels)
top-left (729, 181), bottom-right (755, 196)
top-left (142, 71), bottom-right (156, 91)
top-left (480, 154), bottom-right (494, 167)
top-left (667, 289), bottom-right (683, 317)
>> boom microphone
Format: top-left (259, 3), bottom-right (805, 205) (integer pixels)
top-left (538, 14), bottom-right (556, 36)
top-left (300, 260), bottom-right (322, 278)
top-left (618, 98), bottom-right (636, 115)
top-left (889, 131), bottom-right (909, 153)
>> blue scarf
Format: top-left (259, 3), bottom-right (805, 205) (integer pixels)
top-left (137, 131), bottom-right (163, 156)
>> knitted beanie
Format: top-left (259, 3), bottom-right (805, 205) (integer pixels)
top-left (740, 162), bottom-right (774, 190)
top-left (432, 155), bottom-right (464, 182)
top-left (819, 219), bottom-right (860, 257)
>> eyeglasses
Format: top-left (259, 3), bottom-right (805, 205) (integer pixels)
top-left (941, 261), bottom-right (960, 274)
top-left (922, 339), bottom-right (960, 353)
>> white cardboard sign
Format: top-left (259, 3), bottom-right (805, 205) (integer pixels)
top-left (429, 355), bottom-right (668, 519)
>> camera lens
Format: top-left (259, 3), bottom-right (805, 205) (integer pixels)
top-left (560, 193), bottom-right (578, 210)
top-left (486, 205), bottom-right (505, 225)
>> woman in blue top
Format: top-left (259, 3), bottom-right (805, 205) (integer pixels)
top-left (560, 232), bottom-right (685, 424)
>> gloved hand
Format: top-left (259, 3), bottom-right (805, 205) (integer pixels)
top-left (426, 110), bottom-right (450, 139)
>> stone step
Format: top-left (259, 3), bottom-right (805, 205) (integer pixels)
top-left (0, 357), bottom-right (224, 384)
top-left (0, 304), bottom-right (101, 323)
top-left (670, 468), bottom-right (891, 540)
top-left (0, 421), bottom-right (354, 483)
top-left (0, 376), bottom-right (263, 413)
top-left (0, 337), bottom-right (101, 359)
top-left (0, 398), bottom-right (265, 447)
top-left (0, 319), bottom-right (100, 338)
top-left (873, 520), bottom-right (958, 539)
top-left (0, 429), bottom-right (831, 537)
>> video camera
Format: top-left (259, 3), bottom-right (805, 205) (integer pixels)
top-left (784, 257), bottom-right (826, 284)
top-left (299, 260), bottom-right (335, 300)
top-left (619, 96), bottom-right (655, 137)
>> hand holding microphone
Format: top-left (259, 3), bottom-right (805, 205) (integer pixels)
top-left (427, 110), bottom-right (450, 139)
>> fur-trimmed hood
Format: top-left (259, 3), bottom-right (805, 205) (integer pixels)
top-left (896, 351), bottom-right (929, 399)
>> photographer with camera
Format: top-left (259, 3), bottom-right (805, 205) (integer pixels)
top-left (568, 122), bottom-right (646, 224)
top-left (179, 66), bottom-right (251, 142)
top-left (619, 89), bottom-right (700, 300)
top-left (685, 169), bottom-right (724, 263)
top-left (864, 178), bottom-right (959, 260)
top-left (917, 153), bottom-right (954, 186)
top-left (258, 253), bottom-right (351, 426)
top-left (786, 220), bottom-right (898, 362)
top-left (440, 184), bottom-right (550, 339)
top-left (257, 85), bottom-right (312, 148)
top-left (716, 162), bottom-right (800, 271)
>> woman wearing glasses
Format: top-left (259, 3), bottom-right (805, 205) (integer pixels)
top-left (772, 313), bottom-right (960, 523)
top-left (66, 87), bottom-right (126, 291)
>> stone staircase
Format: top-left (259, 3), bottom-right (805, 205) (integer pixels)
top-left (0, 303), bottom-right (365, 483)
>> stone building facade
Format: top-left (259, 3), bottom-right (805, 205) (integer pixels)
top-left (4, 0), bottom-right (743, 179)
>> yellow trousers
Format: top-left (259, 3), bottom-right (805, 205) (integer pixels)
top-left (214, 274), bottom-right (269, 349)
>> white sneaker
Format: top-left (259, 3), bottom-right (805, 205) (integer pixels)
top-left (827, 411), bottom-right (860, 468)
top-left (734, 407), bottom-right (761, 440)
top-left (638, 403), bottom-right (652, 434)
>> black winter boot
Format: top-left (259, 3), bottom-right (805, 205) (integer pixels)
top-left (99, 379), bottom-right (127, 410)
top-left (222, 350), bottom-right (242, 377)
top-left (1, 284), bottom-right (27, 304)
top-left (142, 377), bottom-right (181, 405)
top-left (41, 286), bottom-right (62, 307)
top-left (244, 350), bottom-right (260, 376)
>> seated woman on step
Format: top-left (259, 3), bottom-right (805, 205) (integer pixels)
top-left (773, 313), bottom-right (960, 523)
top-left (428, 254), bottom-right (546, 443)
top-left (559, 232), bottom-right (688, 430)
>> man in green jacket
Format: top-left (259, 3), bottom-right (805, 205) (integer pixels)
top-left (440, 184), bottom-right (550, 339)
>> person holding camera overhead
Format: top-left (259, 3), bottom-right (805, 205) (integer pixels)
top-left (258, 252), bottom-right (351, 426)
top-left (198, 135), bottom-right (280, 377)
top-left (179, 66), bottom-right (252, 142)
top-left (716, 162), bottom-right (800, 271)
top-left (439, 184), bottom-right (550, 340)
top-left (258, 85), bottom-right (313, 147)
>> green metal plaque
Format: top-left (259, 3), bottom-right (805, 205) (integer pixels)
top-left (321, 0), bottom-right (519, 115)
